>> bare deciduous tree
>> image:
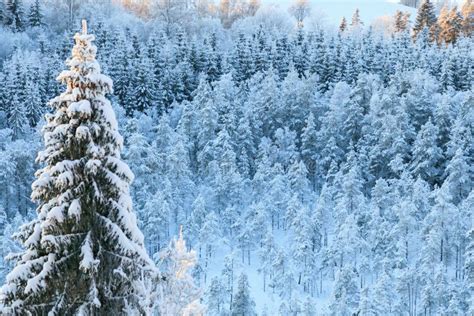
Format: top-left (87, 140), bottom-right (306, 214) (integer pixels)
top-left (288, 0), bottom-right (311, 28)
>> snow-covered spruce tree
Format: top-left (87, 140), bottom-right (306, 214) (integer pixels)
top-left (461, 0), bottom-right (474, 37)
top-left (394, 10), bottom-right (410, 33)
top-left (412, 0), bottom-right (437, 39)
top-left (27, 0), bottom-right (43, 27)
top-left (0, 21), bottom-right (157, 315)
top-left (4, 0), bottom-right (25, 32)
top-left (231, 273), bottom-right (256, 316)
top-left (339, 17), bottom-right (348, 32)
top-left (350, 8), bottom-right (363, 28)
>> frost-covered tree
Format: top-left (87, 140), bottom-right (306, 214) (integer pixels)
top-left (0, 214), bottom-right (24, 284)
top-left (288, 0), bottom-right (311, 28)
top-left (24, 79), bottom-right (43, 127)
top-left (291, 204), bottom-right (319, 294)
top-left (133, 53), bottom-right (155, 113)
top-left (351, 9), bottom-right (363, 28)
top-left (28, 0), bottom-right (43, 27)
top-left (205, 276), bottom-right (227, 315)
top-left (231, 273), bottom-right (256, 316)
top-left (0, 21), bottom-right (156, 315)
top-left (301, 112), bottom-right (319, 186)
top-left (409, 119), bottom-right (443, 184)
top-left (413, 0), bottom-right (437, 39)
top-left (372, 263), bottom-right (394, 315)
top-left (461, 0), bottom-right (474, 37)
top-left (465, 226), bottom-right (474, 314)
top-left (7, 95), bottom-right (28, 139)
top-left (159, 227), bottom-right (204, 316)
top-left (269, 248), bottom-right (296, 300)
top-left (199, 211), bottom-right (221, 277)
top-left (394, 10), bottom-right (410, 33)
top-left (329, 266), bottom-right (360, 316)
top-left (443, 148), bottom-right (472, 204)
top-left (143, 190), bottom-right (170, 254)
top-left (339, 17), bottom-right (348, 32)
top-left (438, 6), bottom-right (463, 45)
top-left (4, 0), bottom-right (24, 31)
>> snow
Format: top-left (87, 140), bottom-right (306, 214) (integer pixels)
top-left (46, 206), bottom-right (65, 223)
top-left (23, 222), bottom-right (41, 248)
top-left (67, 100), bottom-right (92, 117)
top-left (4, 262), bottom-right (32, 288)
top-left (111, 198), bottom-right (146, 244)
top-left (80, 233), bottom-right (99, 272)
top-left (24, 254), bottom-right (55, 294)
top-left (68, 199), bottom-right (81, 218)
top-left (98, 97), bottom-right (119, 130)
top-left (31, 172), bottom-right (52, 197)
top-left (75, 126), bottom-right (90, 140)
top-left (87, 74), bottom-right (113, 92)
top-left (56, 171), bottom-right (74, 188)
top-left (0, 2), bottom-right (472, 315)
top-left (107, 156), bottom-right (135, 182)
top-left (85, 159), bottom-right (102, 175)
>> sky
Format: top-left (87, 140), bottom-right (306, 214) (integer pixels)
top-left (262, 0), bottom-right (418, 25)
top-left (262, 0), bottom-right (464, 25)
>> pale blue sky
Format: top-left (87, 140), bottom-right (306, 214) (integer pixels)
top-left (262, 0), bottom-right (418, 24)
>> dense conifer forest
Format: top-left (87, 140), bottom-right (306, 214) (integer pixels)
top-left (0, 0), bottom-right (473, 314)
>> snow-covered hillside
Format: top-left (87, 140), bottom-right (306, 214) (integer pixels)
top-left (0, 0), bottom-right (473, 315)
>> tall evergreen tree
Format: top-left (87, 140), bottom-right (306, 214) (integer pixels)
top-left (351, 8), bottom-right (363, 28)
top-left (339, 17), bottom-right (348, 32)
top-left (409, 119), bottom-right (443, 183)
top-left (133, 53), bottom-right (155, 113)
top-left (0, 21), bottom-right (156, 314)
top-left (232, 273), bottom-right (256, 316)
top-left (28, 0), bottom-right (43, 27)
top-left (461, 0), bottom-right (474, 37)
top-left (412, 0), bottom-right (437, 39)
top-left (4, 0), bottom-right (24, 32)
top-left (206, 276), bottom-right (227, 315)
top-left (465, 225), bottom-right (474, 314)
top-left (394, 10), bottom-right (410, 33)
top-left (329, 266), bottom-right (360, 315)
top-left (24, 80), bottom-right (43, 127)
top-left (7, 94), bottom-right (27, 139)
top-left (0, 1), bottom-right (5, 25)
top-left (438, 6), bottom-right (463, 45)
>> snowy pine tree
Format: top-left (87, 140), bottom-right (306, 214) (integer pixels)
top-left (461, 0), bottom-right (474, 37)
top-left (339, 17), bottom-right (348, 32)
top-left (4, 0), bottom-right (24, 32)
top-left (351, 8), bottom-right (364, 28)
top-left (394, 10), bottom-right (410, 33)
top-left (27, 0), bottom-right (43, 27)
top-left (466, 225), bottom-right (474, 314)
top-left (231, 273), bottom-right (256, 316)
top-left (413, 0), bottom-right (437, 39)
top-left (0, 21), bottom-right (157, 315)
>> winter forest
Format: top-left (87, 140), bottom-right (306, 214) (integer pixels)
top-left (0, 0), bottom-right (473, 315)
